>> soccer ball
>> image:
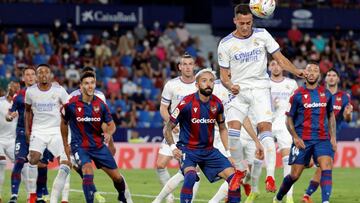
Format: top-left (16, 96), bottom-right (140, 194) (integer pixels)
top-left (249, 0), bottom-right (276, 18)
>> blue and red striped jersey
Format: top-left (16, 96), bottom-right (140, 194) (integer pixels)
top-left (62, 95), bottom-right (113, 149)
top-left (286, 85), bottom-right (333, 141)
top-left (170, 92), bottom-right (225, 150)
top-left (9, 88), bottom-right (26, 130)
top-left (332, 90), bottom-right (351, 132)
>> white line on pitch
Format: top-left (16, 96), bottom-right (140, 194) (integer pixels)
top-left (69, 189), bottom-right (209, 202)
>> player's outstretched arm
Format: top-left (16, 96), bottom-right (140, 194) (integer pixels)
top-left (328, 112), bottom-right (337, 152)
top-left (24, 104), bottom-right (33, 143)
top-left (272, 51), bottom-right (304, 78)
top-left (286, 116), bottom-right (305, 149)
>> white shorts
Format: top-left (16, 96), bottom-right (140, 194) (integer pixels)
top-left (240, 137), bottom-right (256, 164)
top-left (273, 128), bottom-right (292, 150)
top-left (227, 88), bottom-right (272, 124)
top-left (158, 133), bottom-right (179, 157)
top-left (29, 132), bottom-right (64, 158)
top-left (0, 139), bottom-right (15, 162)
top-left (59, 151), bottom-right (72, 162)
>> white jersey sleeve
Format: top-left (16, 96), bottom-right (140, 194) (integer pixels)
top-left (161, 81), bottom-right (172, 106)
top-left (218, 35), bottom-right (232, 68)
top-left (264, 29), bottom-right (280, 54)
top-left (59, 86), bottom-right (69, 105)
top-left (0, 97), bottom-right (17, 141)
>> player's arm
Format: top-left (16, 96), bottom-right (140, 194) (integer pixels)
top-left (242, 117), bottom-right (264, 159)
top-left (160, 103), bottom-right (170, 123)
top-left (60, 117), bottom-right (71, 163)
top-left (101, 121), bottom-right (116, 144)
top-left (6, 95), bottom-right (18, 122)
top-left (272, 51), bottom-right (304, 78)
top-left (24, 104), bottom-right (33, 143)
top-left (286, 116), bottom-right (305, 149)
top-left (343, 95), bottom-right (353, 122)
top-left (163, 120), bottom-right (182, 160)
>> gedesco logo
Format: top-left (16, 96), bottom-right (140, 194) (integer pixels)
top-left (76, 117), bottom-right (101, 122)
top-left (303, 102), bottom-right (327, 108)
top-left (191, 118), bottom-right (216, 124)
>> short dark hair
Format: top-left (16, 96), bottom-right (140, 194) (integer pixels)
top-left (80, 71), bottom-right (95, 82)
top-left (22, 65), bottom-right (36, 74)
top-left (234, 4), bottom-right (252, 16)
top-left (181, 52), bottom-right (193, 60)
top-left (326, 68), bottom-right (340, 77)
top-left (36, 63), bottom-right (50, 70)
top-left (81, 66), bottom-right (95, 74)
top-left (307, 60), bottom-right (319, 66)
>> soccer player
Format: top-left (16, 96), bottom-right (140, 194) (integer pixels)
top-left (0, 81), bottom-right (19, 202)
top-left (7, 66), bottom-right (54, 203)
top-left (269, 59), bottom-right (298, 203)
top-left (25, 64), bottom-right (70, 203)
top-left (164, 68), bottom-right (261, 203)
top-left (273, 63), bottom-right (336, 203)
top-left (301, 68), bottom-right (353, 203)
top-left (61, 71), bottom-right (128, 203)
top-left (153, 53), bottom-right (198, 203)
top-left (218, 4), bottom-right (304, 193)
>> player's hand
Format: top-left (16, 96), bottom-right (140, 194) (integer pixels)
top-left (230, 84), bottom-right (240, 95)
top-left (6, 112), bottom-right (18, 121)
top-left (255, 142), bottom-right (264, 160)
top-left (294, 137), bottom-right (305, 149)
top-left (103, 132), bottom-right (111, 144)
top-left (172, 148), bottom-right (182, 161)
top-left (172, 126), bottom-right (180, 134)
top-left (296, 69), bottom-right (307, 79)
top-left (330, 137), bottom-right (337, 152)
top-left (108, 142), bottom-right (116, 156)
top-left (228, 156), bottom-right (236, 167)
top-left (344, 104), bottom-right (353, 115)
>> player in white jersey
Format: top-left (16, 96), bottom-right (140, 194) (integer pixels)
top-left (25, 64), bottom-right (70, 203)
top-left (0, 82), bottom-right (19, 202)
top-left (210, 79), bottom-right (263, 203)
top-left (218, 4), bottom-right (304, 193)
top-left (153, 54), bottom-right (198, 203)
top-left (269, 59), bottom-right (298, 203)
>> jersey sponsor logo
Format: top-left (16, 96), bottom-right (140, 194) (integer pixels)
top-left (234, 48), bottom-right (261, 63)
top-left (191, 118), bottom-right (216, 124)
top-left (303, 102), bottom-right (327, 108)
top-left (76, 117), bottom-right (101, 122)
top-left (34, 103), bottom-right (56, 112)
top-left (333, 105), bottom-right (342, 110)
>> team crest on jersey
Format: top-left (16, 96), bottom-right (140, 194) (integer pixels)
top-left (320, 92), bottom-right (325, 97)
top-left (193, 107), bottom-right (198, 113)
top-left (336, 96), bottom-right (342, 101)
top-left (93, 106), bottom-right (100, 113)
top-left (77, 107), bottom-right (82, 112)
top-left (210, 106), bottom-right (217, 113)
top-left (304, 94), bottom-right (308, 99)
top-left (253, 38), bottom-right (259, 46)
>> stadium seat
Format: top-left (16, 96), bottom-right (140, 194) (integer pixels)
top-left (151, 111), bottom-right (163, 128)
top-left (33, 54), bottom-right (47, 64)
top-left (3, 54), bottom-right (15, 65)
top-left (137, 110), bottom-right (152, 128)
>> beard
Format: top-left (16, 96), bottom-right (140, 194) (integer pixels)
top-left (306, 76), bottom-right (320, 85)
top-left (199, 87), bottom-right (213, 97)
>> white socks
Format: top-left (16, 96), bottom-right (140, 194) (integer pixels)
top-left (50, 164), bottom-right (70, 203)
top-left (251, 158), bottom-right (263, 193)
top-left (209, 181), bottom-right (228, 203)
top-left (260, 132), bottom-right (276, 179)
top-left (28, 164), bottom-right (38, 194)
top-left (61, 173), bottom-right (71, 202)
top-left (154, 171), bottom-right (184, 202)
top-left (0, 159), bottom-right (7, 195)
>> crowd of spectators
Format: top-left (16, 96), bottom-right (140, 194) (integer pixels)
top-left (0, 17), bottom-right (359, 128)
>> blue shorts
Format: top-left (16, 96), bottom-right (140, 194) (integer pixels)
top-left (15, 129), bottom-right (28, 160)
top-left (71, 145), bottom-right (117, 170)
top-left (180, 147), bottom-right (232, 183)
top-left (289, 139), bottom-right (334, 167)
top-left (15, 129), bottom-right (54, 164)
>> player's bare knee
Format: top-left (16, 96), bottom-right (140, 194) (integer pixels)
top-left (82, 163), bottom-right (93, 175)
top-left (257, 122), bottom-right (271, 132)
top-left (156, 159), bottom-right (168, 169)
top-left (29, 152), bottom-right (41, 165)
top-left (228, 121), bottom-right (241, 130)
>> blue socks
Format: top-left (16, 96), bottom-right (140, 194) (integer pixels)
top-left (114, 176), bottom-right (127, 202)
top-left (226, 173), bottom-right (241, 203)
top-left (36, 167), bottom-right (48, 198)
top-left (276, 175), bottom-right (296, 201)
top-left (11, 159), bottom-right (25, 195)
top-left (83, 174), bottom-right (96, 203)
top-left (180, 170), bottom-right (198, 203)
top-left (305, 180), bottom-right (320, 196)
top-left (321, 170), bottom-right (332, 202)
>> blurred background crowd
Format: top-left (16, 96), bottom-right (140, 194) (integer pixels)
top-left (0, 1), bottom-right (359, 131)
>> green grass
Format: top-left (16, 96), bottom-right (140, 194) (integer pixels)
top-left (2, 168), bottom-right (360, 202)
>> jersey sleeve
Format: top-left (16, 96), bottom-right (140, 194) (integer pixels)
top-left (101, 102), bottom-right (113, 123)
top-left (326, 91), bottom-right (334, 115)
top-left (98, 92), bottom-right (107, 103)
top-left (286, 92), bottom-right (299, 117)
top-left (161, 82), bottom-right (172, 106)
top-left (264, 29), bottom-right (280, 54)
top-left (343, 92), bottom-right (351, 108)
top-left (60, 87), bottom-right (69, 105)
top-left (216, 102), bottom-right (225, 124)
top-left (217, 41), bottom-right (230, 68)
top-left (61, 103), bottom-right (71, 123)
top-left (25, 89), bottom-right (32, 105)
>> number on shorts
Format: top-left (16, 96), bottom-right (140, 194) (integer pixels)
top-left (15, 143), bottom-right (20, 151)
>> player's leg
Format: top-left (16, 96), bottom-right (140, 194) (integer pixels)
top-left (302, 167), bottom-right (321, 203)
top-left (10, 136), bottom-right (29, 202)
top-left (36, 162), bottom-right (48, 202)
top-left (155, 141), bottom-right (176, 202)
top-left (0, 144), bottom-right (7, 202)
top-left (82, 162), bottom-right (96, 203)
top-left (274, 142), bottom-right (311, 202)
top-left (61, 173), bottom-right (70, 203)
top-left (245, 140), bottom-right (262, 203)
top-left (101, 167), bottom-right (128, 203)
top-left (152, 170), bottom-right (184, 203)
top-left (28, 135), bottom-right (47, 203)
top-left (315, 140), bottom-right (334, 203)
top-left (277, 129), bottom-right (294, 203)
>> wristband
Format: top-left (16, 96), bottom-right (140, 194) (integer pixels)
top-left (170, 144), bottom-right (177, 151)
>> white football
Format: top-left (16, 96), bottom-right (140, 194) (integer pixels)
top-left (249, 0), bottom-right (276, 18)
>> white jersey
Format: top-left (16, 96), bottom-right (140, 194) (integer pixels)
top-left (25, 84), bottom-right (69, 134)
top-left (161, 76), bottom-right (197, 112)
top-left (218, 28), bottom-right (280, 89)
top-left (69, 89), bottom-right (106, 103)
top-left (0, 96), bottom-right (17, 141)
top-left (270, 77), bottom-right (298, 125)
